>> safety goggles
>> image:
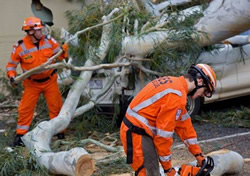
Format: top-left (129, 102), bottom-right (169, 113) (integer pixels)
top-left (27, 29), bottom-right (42, 35)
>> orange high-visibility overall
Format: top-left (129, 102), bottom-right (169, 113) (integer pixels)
top-left (120, 76), bottom-right (203, 175)
top-left (6, 35), bottom-right (67, 135)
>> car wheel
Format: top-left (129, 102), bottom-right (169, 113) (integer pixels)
top-left (186, 96), bottom-right (202, 117)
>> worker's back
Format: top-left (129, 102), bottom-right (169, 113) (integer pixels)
top-left (126, 75), bottom-right (188, 137)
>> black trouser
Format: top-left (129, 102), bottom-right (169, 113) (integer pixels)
top-left (29, 69), bottom-right (57, 83)
top-left (123, 117), bottom-right (160, 176)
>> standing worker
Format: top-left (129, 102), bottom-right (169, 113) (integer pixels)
top-left (120, 64), bottom-right (217, 176)
top-left (6, 17), bottom-right (68, 147)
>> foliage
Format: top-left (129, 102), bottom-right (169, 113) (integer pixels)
top-left (63, 0), bottom-right (211, 78)
top-left (194, 106), bottom-right (250, 128)
top-left (149, 9), bottom-right (206, 75)
top-left (0, 71), bottom-right (23, 99)
top-left (0, 133), bottom-right (49, 176)
top-left (0, 93), bottom-right (6, 103)
top-left (94, 157), bottom-right (132, 176)
top-left (65, 0), bottom-right (124, 63)
top-left (68, 107), bottom-right (119, 139)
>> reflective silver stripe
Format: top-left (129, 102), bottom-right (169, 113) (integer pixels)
top-left (19, 45), bottom-right (38, 56)
top-left (9, 61), bottom-right (19, 65)
top-left (53, 46), bottom-right (60, 54)
top-left (127, 89), bottom-right (182, 136)
top-left (181, 113), bottom-right (190, 121)
top-left (156, 128), bottom-right (174, 138)
top-left (20, 43), bottom-right (26, 50)
top-left (133, 88), bottom-right (182, 112)
top-left (17, 125), bottom-right (29, 130)
top-left (40, 44), bottom-right (52, 50)
top-left (159, 154), bottom-right (171, 162)
top-left (40, 39), bottom-right (52, 50)
top-left (184, 138), bottom-right (198, 145)
top-left (19, 43), bottom-right (27, 56)
top-left (8, 60), bottom-right (19, 65)
top-left (6, 67), bottom-right (16, 71)
top-left (127, 107), bottom-right (156, 135)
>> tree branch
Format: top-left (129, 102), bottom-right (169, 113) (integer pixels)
top-left (13, 9), bottom-right (124, 84)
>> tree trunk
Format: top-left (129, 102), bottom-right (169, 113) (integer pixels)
top-left (195, 0), bottom-right (250, 45)
top-left (208, 149), bottom-right (244, 176)
top-left (123, 0), bottom-right (250, 56)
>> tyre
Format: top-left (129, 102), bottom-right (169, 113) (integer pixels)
top-left (186, 96), bottom-right (202, 117)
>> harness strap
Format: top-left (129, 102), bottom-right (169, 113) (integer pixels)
top-left (123, 116), bottom-right (149, 164)
top-left (135, 164), bottom-right (145, 176)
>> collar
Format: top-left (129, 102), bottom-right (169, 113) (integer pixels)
top-left (178, 75), bottom-right (188, 95)
top-left (24, 35), bottom-right (45, 45)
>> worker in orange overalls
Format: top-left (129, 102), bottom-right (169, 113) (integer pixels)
top-left (120, 64), bottom-right (217, 176)
top-left (6, 17), bottom-right (68, 147)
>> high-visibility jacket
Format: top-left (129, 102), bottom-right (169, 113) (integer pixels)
top-left (5, 34), bottom-right (66, 135)
top-left (5, 35), bottom-right (65, 79)
top-left (125, 76), bottom-right (202, 170)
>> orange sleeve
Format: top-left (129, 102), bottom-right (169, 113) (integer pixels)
top-left (153, 95), bottom-right (180, 170)
top-left (175, 109), bottom-right (203, 156)
top-left (49, 37), bottom-right (67, 61)
top-left (5, 44), bottom-right (21, 78)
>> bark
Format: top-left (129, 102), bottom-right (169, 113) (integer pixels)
top-left (133, 0), bottom-right (193, 16)
top-left (123, 0), bottom-right (250, 56)
top-left (57, 58), bottom-right (74, 85)
top-left (208, 149), bottom-right (244, 176)
top-left (195, 0), bottom-right (250, 45)
top-left (223, 35), bottom-right (250, 45)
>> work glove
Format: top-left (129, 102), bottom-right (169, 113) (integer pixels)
top-left (195, 153), bottom-right (205, 167)
top-left (165, 168), bottom-right (176, 176)
top-left (9, 76), bottom-right (17, 88)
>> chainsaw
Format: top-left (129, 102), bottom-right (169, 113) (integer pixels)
top-left (178, 156), bottom-right (214, 176)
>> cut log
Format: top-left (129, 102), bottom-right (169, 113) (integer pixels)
top-left (208, 149), bottom-right (244, 176)
top-left (75, 154), bottom-right (95, 176)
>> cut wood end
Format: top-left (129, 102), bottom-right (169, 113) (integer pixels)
top-left (244, 158), bottom-right (250, 162)
top-left (75, 154), bottom-right (95, 176)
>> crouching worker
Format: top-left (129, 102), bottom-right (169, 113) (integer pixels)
top-left (5, 17), bottom-right (68, 147)
top-left (120, 64), bottom-right (217, 175)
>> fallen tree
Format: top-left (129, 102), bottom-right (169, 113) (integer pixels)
top-left (7, 0), bottom-right (250, 175)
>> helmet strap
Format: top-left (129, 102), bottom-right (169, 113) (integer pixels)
top-left (188, 73), bottom-right (205, 96)
top-left (188, 87), bottom-right (197, 96)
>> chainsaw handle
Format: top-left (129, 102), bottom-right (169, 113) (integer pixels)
top-left (195, 156), bottom-right (214, 176)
